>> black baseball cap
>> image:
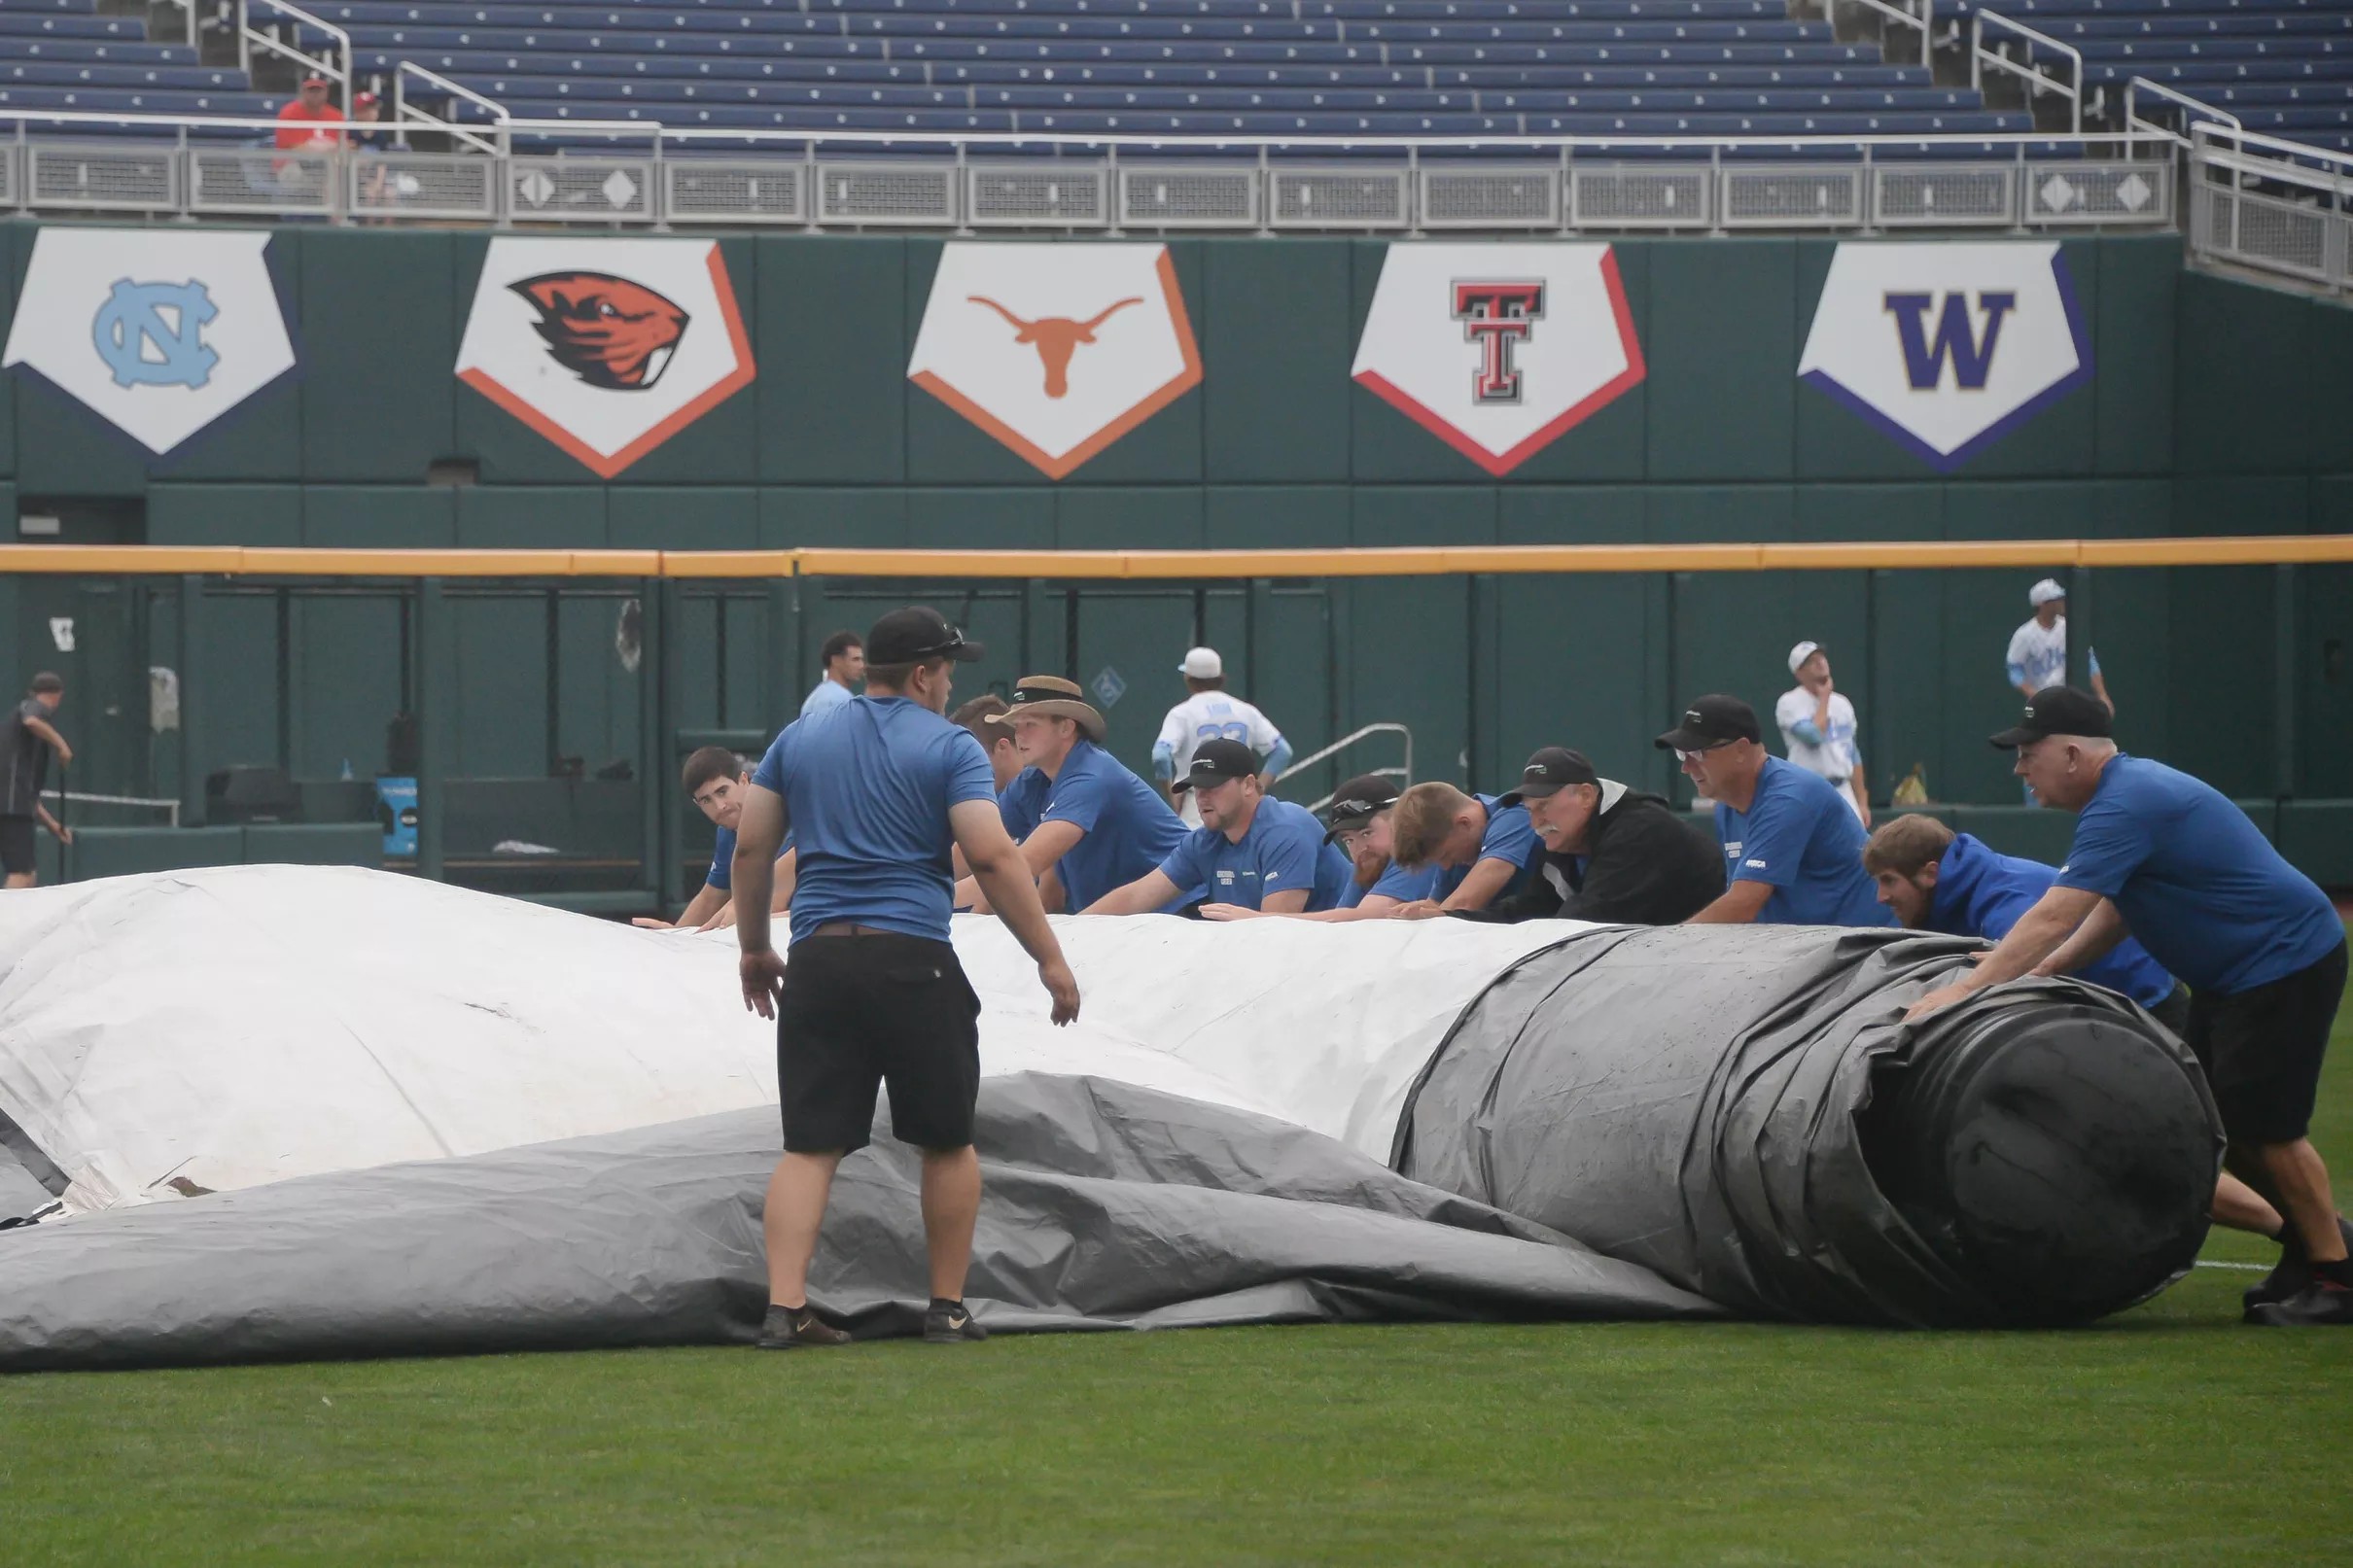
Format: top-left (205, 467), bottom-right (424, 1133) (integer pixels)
top-left (1322, 773), bottom-right (1401, 840)
top-left (1172, 737), bottom-right (1260, 793)
top-left (1498, 747), bottom-right (1598, 807)
top-left (864, 606), bottom-right (984, 666)
top-left (1990, 685), bottom-right (2113, 749)
top-left (1654, 695), bottom-right (1761, 752)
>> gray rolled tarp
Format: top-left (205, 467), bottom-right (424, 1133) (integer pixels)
top-left (0, 1073), bottom-right (1719, 1372)
top-left (1392, 923), bottom-right (2225, 1328)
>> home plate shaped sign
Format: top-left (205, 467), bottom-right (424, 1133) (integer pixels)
top-left (908, 242), bottom-right (1202, 479)
top-left (1352, 242), bottom-right (1645, 476)
top-left (454, 236), bottom-right (755, 478)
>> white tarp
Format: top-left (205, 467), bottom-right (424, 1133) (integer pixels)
top-left (0, 867), bottom-right (1573, 1214)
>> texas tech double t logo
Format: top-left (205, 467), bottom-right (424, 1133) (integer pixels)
top-left (1451, 280), bottom-right (1545, 406)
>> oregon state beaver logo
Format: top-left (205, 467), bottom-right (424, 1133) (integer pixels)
top-left (509, 271), bottom-right (688, 392)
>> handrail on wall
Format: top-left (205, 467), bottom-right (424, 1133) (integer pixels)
top-left (242, 0), bottom-right (354, 117)
top-left (1282, 723), bottom-right (1415, 806)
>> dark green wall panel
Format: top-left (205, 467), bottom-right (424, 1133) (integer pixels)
top-left (149, 484), bottom-right (301, 546)
top-left (1497, 485), bottom-right (1644, 543)
top-left (299, 229), bottom-right (456, 482)
top-left (1943, 480), bottom-right (2096, 541)
top-left (451, 594), bottom-right (551, 777)
top-left (2174, 271), bottom-right (2314, 477)
top-left (760, 487), bottom-right (909, 548)
top-left (1794, 483), bottom-right (1941, 541)
top-left (610, 487), bottom-right (757, 550)
top-left (292, 596), bottom-right (402, 778)
top-left (303, 485), bottom-right (457, 546)
top-left (758, 237), bottom-right (906, 485)
top-left (2172, 475), bottom-right (2310, 538)
top-left (1644, 239), bottom-right (1796, 482)
top-left (456, 486), bottom-right (610, 546)
top-left (2165, 566), bottom-right (2276, 798)
top-left (1201, 239), bottom-right (1351, 483)
top-left (1203, 485), bottom-right (1351, 549)
top-left (1056, 487), bottom-right (1204, 550)
top-left (2091, 237), bottom-right (2176, 476)
top-left (0, 224), bottom-right (16, 482)
top-left (1353, 485), bottom-right (1494, 546)
top-left (905, 488), bottom-right (1054, 548)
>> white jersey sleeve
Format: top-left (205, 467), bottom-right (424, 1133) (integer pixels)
top-left (1773, 687), bottom-right (1812, 746)
top-left (1245, 700), bottom-right (1282, 753)
top-left (2005, 621), bottom-right (2035, 674)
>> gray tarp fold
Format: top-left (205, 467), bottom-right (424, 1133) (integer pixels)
top-left (0, 1073), bottom-right (1718, 1372)
top-left (1392, 925), bottom-right (2223, 1328)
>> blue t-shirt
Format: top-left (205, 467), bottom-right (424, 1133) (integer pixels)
top-left (2054, 754), bottom-right (2342, 995)
top-left (1716, 755), bottom-right (1892, 927)
top-left (998, 766), bottom-right (1048, 840)
top-left (800, 679), bottom-right (854, 719)
top-left (1926, 832), bottom-right (2177, 1009)
top-left (1337, 858), bottom-right (1443, 910)
top-left (1430, 794), bottom-right (1546, 904)
top-left (753, 697), bottom-right (997, 945)
top-left (1005, 741), bottom-right (1188, 913)
top-left (1157, 798), bottom-right (1352, 913)
top-left (705, 823), bottom-right (793, 892)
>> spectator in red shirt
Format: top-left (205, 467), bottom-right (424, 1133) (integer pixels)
top-left (273, 74), bottom-right (345, 154)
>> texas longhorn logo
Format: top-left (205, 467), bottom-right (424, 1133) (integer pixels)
top-left (909, 243), bottom-right (1202, 480)
top-left (454, 237), bottom-right (755, 479)
top-left (1799, 242), bottom-right (2090, 470)
top-left (509, 271), bottom-right (689, 392)
top-left (1352, 244), bottom-right (1643, 476)
top-left (966, 295), bottom-right (1141, 400)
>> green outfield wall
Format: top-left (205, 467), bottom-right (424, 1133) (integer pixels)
top-left (1, 225), bottom-right (2348, 903)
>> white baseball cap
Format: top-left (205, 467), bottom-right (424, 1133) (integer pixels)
top-left (1787, 641), bottom-right (1823, 676)
top-left (2028, 578), bottom-right (2067, 607)
top-left (1179, 646), bottom-right (1222, 679)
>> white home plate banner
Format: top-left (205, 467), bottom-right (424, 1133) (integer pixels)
top-left (454, 236), bottom-right (755, 478)
top-left (907, 242), bottom-right (1202, 479)
top-left (1352, 242), bottom-right (1645, 476)
top-left (2, 226), bottom-right (296, 457)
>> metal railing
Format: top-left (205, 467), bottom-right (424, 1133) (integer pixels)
top-left (241, 0), bottom-right (353, 117)
top-left (2187, 122), bottom-right (2352, 296)
top-left (1971, 10), bottom-right (2085, 139)
top-left (1283, 723), bottom-right (1415, 812)
top-left (393, 64), bottom-right (509, 157)
top-left (1839, 0), bottom-right (1933, 69)
top-left (2126, 78), bottom-right (2241, 147)
top-left (0, 111), bottom-right (2188, 233)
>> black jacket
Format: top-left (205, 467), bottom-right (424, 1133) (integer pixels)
top-left (1453, 789), bottom-right (1724, 926)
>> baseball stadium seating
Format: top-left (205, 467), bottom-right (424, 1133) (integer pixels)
top-left (0, 0), bottom-right (2346, 152)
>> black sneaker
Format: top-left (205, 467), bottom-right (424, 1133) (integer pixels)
top-left (755, 1304), bottom-right (854, 1350)
top-left (923, 1299), bottom-right (988, 1344)
top-left (2242, 1215), bottom-right (2353, 1314)
top-left (2246, 1280), bottom-right (2353, 1327)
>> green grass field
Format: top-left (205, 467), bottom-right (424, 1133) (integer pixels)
top-left (5, 993), bottom-right (2348, 1567)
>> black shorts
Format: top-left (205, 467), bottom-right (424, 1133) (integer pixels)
top-left (0, 816), bottom-right (35, 877)
top-left (775, 932), bottom-right (981, 1155)
top-left (2147, 983), bottom-right (2193, 1040)
top-left (2184, 940), bottom-right (2347, 1146)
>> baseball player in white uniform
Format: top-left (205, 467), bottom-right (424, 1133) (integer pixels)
top-left (1153, 647), bottom-right (1293, 828)
top-left (1774, 641), bottom-right (1869, 827)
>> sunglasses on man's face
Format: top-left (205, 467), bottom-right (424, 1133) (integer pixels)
top-left (1674, 741), bottom-right (1734, 764)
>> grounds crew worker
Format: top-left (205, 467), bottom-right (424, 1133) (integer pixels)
top-left (1659, 694), bottom-right (1890, 928)
top-left (971, 677), bottom-right (1187, 915)
top-left (1448, 748), bottom-right (1723, 925)
top-left (1203, 773), bottom-right (1436, 923)
top-left (731, 607), bottom-right (1080, 1350)
top-left (1385, 781), bottom-right (1546, 918)
top-left (1908, 686), bottom-right (2351, 1329)
top-left (1864, 810), bottom-right (2297, 1247)
top-left (1087, 738), bottom-right (1349, 915)
top-left (633, 746), bottom-right (795, 932)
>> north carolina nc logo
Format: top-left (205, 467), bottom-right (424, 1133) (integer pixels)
top-left (1798, 242), bottom-right (2092, 470)
top-left (455, 238), bottom-right (755, 479)
top-left (91, 280), bottom-right (219, 390)
top-left (2, 229), bottom-right (295, 456)
top-left (1352, 243), bottom-right (1644, 477)
top-left (908, 243), bottom-right (1202, 480)
top-left (509, 271), bottom-right (688, 392)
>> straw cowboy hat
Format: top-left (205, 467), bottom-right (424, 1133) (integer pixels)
top-left (987, 675), bottom-right (1106, 744)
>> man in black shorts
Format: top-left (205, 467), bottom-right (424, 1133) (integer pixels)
top-left (1, 673), bottom-right (73, 889)
top-left (1910, 688), bottom-right (2352, 1326)
top-left (730, 608), bottom-right (1079, 1348)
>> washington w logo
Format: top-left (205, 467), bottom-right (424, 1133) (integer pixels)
top-left (90, 279), bottom-right (220, 391)
top-left (1882, 291), bottom-right (2017, 392)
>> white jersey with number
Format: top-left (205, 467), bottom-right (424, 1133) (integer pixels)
top-left (1158, 692), bottom-right (1283, 828)
top-left (1774, 685), bottom-right (1864, 822)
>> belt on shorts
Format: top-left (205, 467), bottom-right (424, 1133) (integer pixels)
top-left (806, 922), bottom-right (901, 939)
